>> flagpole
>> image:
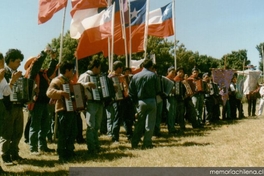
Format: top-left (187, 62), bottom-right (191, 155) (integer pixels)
top-left (120, 0), bottom-right (129, 67)
top-left (261, 45), bottom-right (264, 83)
top-left (144, 0), bottom-right (149, 60)
top-left (129, 0), bottom-right (132, 64)
top-left (111, 3), bottom-right (116, 72)
top-left (59, 3), bottom-right (67, 64)
top-left (54, 2), bottom-right (67, 142)
top-left (172, 0), bottom-right (177, 69)
top-left (108, 0), bottom-right (112, 72)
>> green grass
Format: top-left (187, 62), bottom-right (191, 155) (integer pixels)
top-left (2, 105), bottom-right (264, 175)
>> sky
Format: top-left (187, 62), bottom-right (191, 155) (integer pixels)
top-left (1, 0), bottom-right (264, 73)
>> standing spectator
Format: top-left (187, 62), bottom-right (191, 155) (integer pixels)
top-left (46, 61), bottom-right (77, 162)
top-left (258, 83), bottom-right (264, 116)
top-left (77, 58), bottom-right (104, 154)
top-left (1, 49), bottom-right (23, 165)
top-left (129, 59), bottom-right (158, 149)
top-left (246, 85), bottom-right (260, 117)
top-left (24, 49), bottom-right (58, 155)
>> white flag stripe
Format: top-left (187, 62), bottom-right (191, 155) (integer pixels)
top-left (82, 11), bottom-right (105, 29)
top-left (70, 8), bottom-right (98, 39)
top-left (148, 8), bottom-right (162, 25)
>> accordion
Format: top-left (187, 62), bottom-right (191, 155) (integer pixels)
top-left (111, 75), bottom-right (131, 100)
top-left (119, 75), bottom-right (131, 98)
top-left (89, 74), bottom-right (113, 101)
top-left (157, 76), bottom-right (174, 96)
top-left (10, 77), bottom-right (35, 102)
top-left (195, 79), bottom-right (206, 92)
top-left (174, 82), bottom-right (183, 95)
top-left (111, 76), bottom-right (124, 101)
top-left (62, 83), bottom-right (86, 111)
top-left (182, 80), bottom-right (193, 97)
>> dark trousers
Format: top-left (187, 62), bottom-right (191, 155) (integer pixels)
top-left (57, 111), bottom-right (77, 159)
top-left (246, 95), bottom-right (257, 116)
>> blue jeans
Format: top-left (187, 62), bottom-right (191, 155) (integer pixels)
top-left (131, 98), bottom-right (156, 148)
top-left (57, 111), bottom-right (77, 158)
top-left (29, 103), bottom-right (50, 152)
top-left (192, 93), bottom-right (204, 124)
top-left (86, 102), bottom-right (103, 151)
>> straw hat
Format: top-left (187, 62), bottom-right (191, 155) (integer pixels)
top-left (24, 56), bottom-right (36, 70)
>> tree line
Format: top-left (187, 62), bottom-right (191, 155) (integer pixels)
top-left (42, 30), bottom-right (264, 76)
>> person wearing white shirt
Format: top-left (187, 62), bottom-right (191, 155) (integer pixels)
top-left (258, 85), bottom-right (264, 116)
top-left (0, 52), bottom-right (20, 169)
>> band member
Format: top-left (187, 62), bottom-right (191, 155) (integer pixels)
top-left (151, 64), bottom-right (164, 137)
top-left (229, 75), bottom-right (244, 119)
top-left (165, 66), bottom-right (177, 134)
top-left (129, 59), bottom-right (158, 149)
top-left (77, 58), bottom-right (103, 154)
top-left (173, 67), bottom-right (187, 133)
top-left (24, 48), bottom-right (58, 155)
top-left (46, 61), bottom-right (77, 162)
top-left (187, 67), bottom-right (204, 125)
top-left (106, 61), bottom-right (133, 143)
top-left (202, 73), bottom-right (213, 123)
top-left (0, 52), bottom-right (20, 167)
top-left (1, 49), bottom-right (23, 165)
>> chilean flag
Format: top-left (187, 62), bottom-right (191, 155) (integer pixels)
top-left (75, 5), bottom-right (114, 59)
top-left (113, 0), bottom-right (147, 55)
top-left (148, 2), bottom-right (174, 38)
top-left (70, 0), bottom-right (108, 39)
top-left (128, 0), bottom-right (147, 54)
top-left (38, 0), bottom-right (67, 24)
top-left (81, 5), bottom-right (114, 43)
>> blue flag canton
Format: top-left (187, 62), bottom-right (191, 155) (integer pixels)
top-left (161, 2), bottom-right (172, 21)
top-left (103, 5), bottom-right (114, 23)
top-left (130, 0), bottom-right (147, 26)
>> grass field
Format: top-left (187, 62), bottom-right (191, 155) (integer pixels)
top-left (1, 103), bottom-right (264, 175)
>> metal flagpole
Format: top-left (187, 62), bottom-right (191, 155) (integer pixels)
top-left (129, 0), bottom-right (132, 63)
top-left (172, 0), bottom-right (177, 69)
top-left (143, 0), bottom-right (149, 60)
top-left (261, 45), bottom-right (264, 82)
top-left (119, 0), bottom-right (129, 67)
top-left (111, 3), bottom-right (116, 72)
top-left (53, 3), bottom-right (67, 141)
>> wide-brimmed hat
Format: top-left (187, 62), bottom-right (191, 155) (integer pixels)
top-left (24, 56), bottom-right (36, 70)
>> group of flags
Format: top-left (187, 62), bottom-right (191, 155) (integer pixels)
top-left (38, 0), bottom-right (175, 60)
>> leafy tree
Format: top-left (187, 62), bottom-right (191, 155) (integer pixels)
top-left (256, 43), bottom-right (264, 71)
top-left (220, 50), bottom-right (249, 71)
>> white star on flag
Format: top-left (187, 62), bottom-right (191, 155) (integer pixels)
top-left (130, 8), bottom-right (138, 20)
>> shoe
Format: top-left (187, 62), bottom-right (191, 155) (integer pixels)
top-left (40, 147), bottom-right (55, 153)
top-left (30, 152), bottom-right (40, 156)
top-left (2, 155), bottom-right (14, 166)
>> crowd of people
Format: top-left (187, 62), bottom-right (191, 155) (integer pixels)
top-left (0, 47), bottom-right (262, 171)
